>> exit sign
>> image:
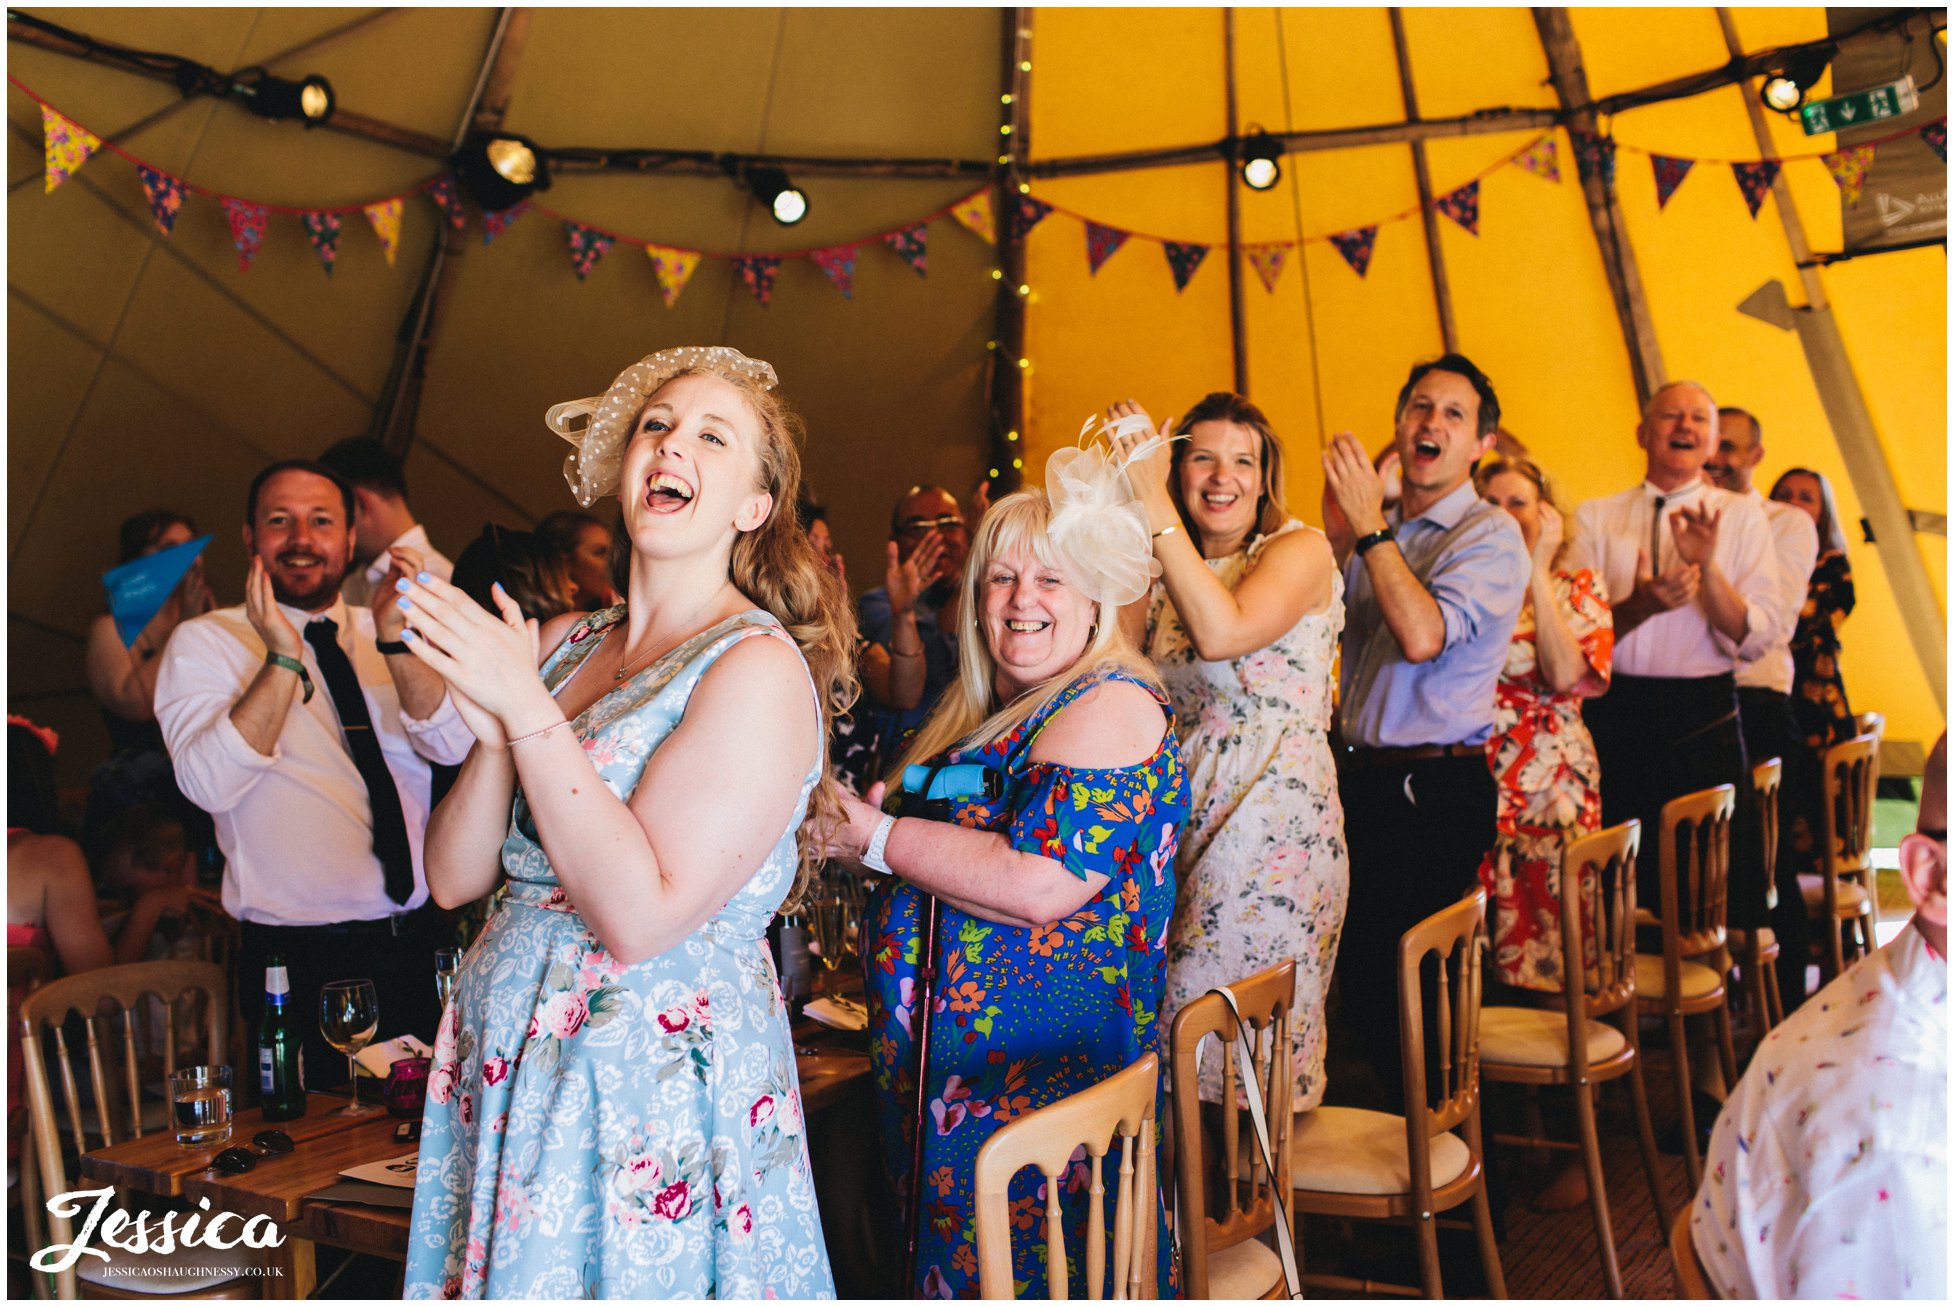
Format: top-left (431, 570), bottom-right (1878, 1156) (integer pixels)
top-left (1799, 76), bottom-right (1919, 135)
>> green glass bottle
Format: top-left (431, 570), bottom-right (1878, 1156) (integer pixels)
top-left (258, 956), bottom-right (307, 1121)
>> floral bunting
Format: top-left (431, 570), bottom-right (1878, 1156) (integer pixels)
top-left (480, 201), bottom-right (532, 246)
top-left (883, 224), bottom-right (928, 277)
top-left (1821, 145), bottom-right (1876, 205)
top-left (949, 190), bottom-right (996, 245)
top-left (563, 222), bottom-right (614, 281)
top-left (1084, 221), bottom-right (1129, 274)
top-left (1161, 240), bottom-right (1208, 292)
top-left (136, 165), bottom-right (187, 236)
top-left (734, 255), bottom-right (781, 307)
top-left (644, 244), bottom-right (701, 307)
top-left (1921, 122), bottom-right (1947, 163)
top-left (423, 175), bottom-right (467, 232)
top-left (1244, 243), bottom-right (1289, 293)
top-left (811, 244), bottom-right (859, 298)
top-left (1328, 226), bottom-right (1379, 278)
top-left (40, 104), bottom-right (101, 192)
top-left (1013, 193), bottom-right (1055, 235)
top-left (1513, 136), bottom-right (1561, 183)
top-left (301, 211), bottom-right (340, 276)
top-left (1651, 154), bottom-right (1695, 210)
top-left (1435, 180), bottom-right (1480, 235)
top-left (222, 198), bottom-right (269, 273)
top-left (1730, 160), bottom-right (1780, 219)
top-left (363, 198), bottom-right (403, 265)
top-left (1570, 130), bottom-right (1617, 189)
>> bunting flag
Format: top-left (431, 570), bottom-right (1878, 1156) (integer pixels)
top-left (1328, 226), bottom-right (1379, 277)
top-left (1821, 145), bottom-right (1877, 205)
top-left (734, 255), bottom-right (781, 307)
top-left (136, 165), bottom-right (187, 236)
top-left (300, 211), bottom-right (340, 276)
top-left (1084, 221), bottom-right (1130, 274)
top-left (1161, 240), bottom-right (1208, 292)
top-left (810, 244), bottom-right (859, 298)
top-left (563, 222), bottom-right (614, 280)
top-left (644, 244), bottom-right (702, 308)
top-left (883, 224), bottom-right (928, 277)
top-left (41, 103), bottom-right (102, 192)
top-left (1731, 160), bottom-right (1780, 218)
top-left (949, 190), bottom-right (996, 245)
top-left (1570, 130), bottom-right (1617, 189)
top-left (480, 201), bottom-right (531, 245)
top-left (1013, 193), bottom-right (1054, 234)
top-left (363, 198), bottom-right (403, 266)
top-left (222, 198), bottom-right (269, 273)
top-left (423, 174), bottom-right (467, 231)
top-left (1651, 154), bottom-right (1696, 210)
top-left (1244, 242), bottom-right (1289, 293)
top-left (1921, 121), bottom-right (1947, 163)
top-left (1435, 180), bottom-right (1480, 235)
top-left (1513, 136), bottom-right (1561, 183)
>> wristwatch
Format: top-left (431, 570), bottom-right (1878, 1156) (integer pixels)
top-left (862, 814), bottom-right (898, 875)
top-left (1354, 526), bottom-right (1397, 558)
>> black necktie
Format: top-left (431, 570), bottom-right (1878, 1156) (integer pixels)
top-left (304, 618), bottom-right (414, 907)
top-left (1650, 495), bottom-right (1667, 573)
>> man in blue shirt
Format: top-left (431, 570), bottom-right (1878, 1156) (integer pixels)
top-left (856, 485), bottom-right (968, 771)
top-left (1323, 354), bottom-right (1531, 1105)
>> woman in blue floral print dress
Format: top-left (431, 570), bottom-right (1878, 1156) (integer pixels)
top-left (826, 447), bottom-right (1188, 1300)
top-left (393, 347), bottom-right (855, 1299)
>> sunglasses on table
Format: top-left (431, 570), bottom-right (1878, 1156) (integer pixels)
top-left (211, 1130), bottom-right (296, 1175)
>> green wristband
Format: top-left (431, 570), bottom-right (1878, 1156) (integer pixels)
top-left (265, 652), bottom-right (314, 704)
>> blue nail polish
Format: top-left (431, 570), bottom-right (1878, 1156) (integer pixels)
top-left (416, 571), bottom-right (432, 584)
top-left (395, 578), bottom-right (411, 593)
top-left (400, 628), bottom-right (416, 641)
top-left (397, 597), bottom-right (412, 611)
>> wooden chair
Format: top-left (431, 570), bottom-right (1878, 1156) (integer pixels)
top-left (18, 960), bottom-right (260, 1299)
top-left (1727, 759), bottom-right (1786, 1038)
top-left (1807, 734), bottom-right (1880, 983)
top-left (1668, 1205), bottom-right (1717, 1299)
top-left (1481, 821), bottom-right (1667, 1298)
top-left (1634, 785), bottom-right (1740, 1191)
top-left (972, 1052), bottom-right (1160, 1300)
top-left (1168, 960), bottom-right (1295, 1300)
top-left (1291, 887), bottom-right (1506, 1299)
top-left (10, 945), bottom-right (51, 1298)
top-left (1854, 711), bottom-right (1884, 746)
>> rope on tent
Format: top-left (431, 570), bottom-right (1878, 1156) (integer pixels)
top-left (1274, 9), bottom-right (1329, 452)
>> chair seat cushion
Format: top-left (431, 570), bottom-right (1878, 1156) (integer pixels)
top-left (1479, 1006), bottom-right (1628, 1068)
top-left (74, 1234), bottom-right (263, 1295)
top-left (1634, 954), bottom-right (1721, 1000)
top-left (1799, 874), bottom-right (1869, 913)
top-left (1291, 1105), bottom-right (1471, 1197)
top-left (1207, 1235), bottom-right (1283, 1299)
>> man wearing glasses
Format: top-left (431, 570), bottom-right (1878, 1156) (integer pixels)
top-left (856, 485), bottom-right (970, 773)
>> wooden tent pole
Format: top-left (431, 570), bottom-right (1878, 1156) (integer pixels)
top-left (1532, 7), bottom-right (1666, 408)
top-left (1222, 9), bottom-right (1249, 394)
top-left (1714, 8), bottom-right (1946, 710)
top-left (989, 8), bottom-right (1033, 496)
top-left (1388, 8), bottom-right (1459, 354)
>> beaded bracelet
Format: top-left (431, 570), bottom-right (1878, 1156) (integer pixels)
top-left (508, 719), bottom-right (571, 746)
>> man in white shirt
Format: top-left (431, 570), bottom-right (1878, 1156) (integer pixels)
top-left (1571, 381), bottom-right (1783, 933)
top-left (1694, 734), bottom-right (1946, 1299)
top-left (156, 461), bottom-right (474, 1081)
top-left (1707, 405), bottom-right (1821, 1010)
top-left (318, 438), bottom-right (454, 607)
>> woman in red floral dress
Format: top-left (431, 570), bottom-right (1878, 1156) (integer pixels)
top-left (1474, 457), bottom-right (1614, 993)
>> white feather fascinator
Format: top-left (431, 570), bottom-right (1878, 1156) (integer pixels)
top-left (1043, 412), bottom-right (1173, 608)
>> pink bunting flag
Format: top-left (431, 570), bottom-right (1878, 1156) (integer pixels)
top-left (1513, 136), bottom-right (1561, 183)
top-left (300, 211), bottom-right (340, 276)
top-left (41, 103), bottom-right (102, 193)
top-left (1327, 226), bottom-right (1379, 278)
top-left (1084, 221), bottom-right (1129, 274)
top-left (1434, 180), bottom-right (1480, 236)
top-left (480, 201), bottom-right (532, 246)
top-left (1569, 130), bottom-right (1617, 189)
top-left (1244, 243), bottom-right (1289, 293)
top-left (563, 222), bottom-right (614, 281)
top-left (136, 166), bottom-right (187, 236)
top-left (1730, 160), bottom-right (1780, 219)
top-left (1919, 121), bottom-right (1945, 163)
top-left (883, 224), bottom-right (928, 277)
top-left (423, 175), bottom-right (467, 232)
top-left (644, 245), bottom-right (702, 308)
top-left (1651, 154), bottom-right (1695, 210)
top-left (222, 198), bottom-right (270, 273)
top-left (734, 256), bottom-right (782, 307)
top-left (810, 245), bottom-right (859, 299)
top-left (363, 198), bottom-right (403, 266)
top-left (1821, 146), bottom-right (1876, 206)
top-left (1161, 241), bottom-right (1208, 292)
top-left (949, 190), bottom-right (996, 245)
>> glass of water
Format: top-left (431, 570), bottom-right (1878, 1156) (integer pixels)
top-left (170, 1064), bottom-right (233, 1148)
top-left (434, 948), bottom-right (463, 1011)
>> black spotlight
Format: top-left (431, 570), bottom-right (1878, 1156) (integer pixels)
top-left (228, 68), bottom-right (335, 126)
top-left (746, 164), bottom-right (808, 226)
top-left (1761, 45), bottom-right (1834, 114)
top-left (452, 132), bottom-right (552, 211)
top-left (1238, 128), bottom-right (1282, 191)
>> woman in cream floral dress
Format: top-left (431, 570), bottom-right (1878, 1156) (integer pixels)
top-left (1110, 394), bottom-right (1347, 1108)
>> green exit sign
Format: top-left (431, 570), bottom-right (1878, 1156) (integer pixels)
top-left (1799, 76), bottom-right (1919, 135)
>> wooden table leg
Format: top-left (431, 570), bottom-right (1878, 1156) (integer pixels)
top-left (276, 1235), bottom-right (317, 1300)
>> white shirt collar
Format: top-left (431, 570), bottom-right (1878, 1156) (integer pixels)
top-left (279, 595), bottom-right (349, 636)
top-left (1642, 477), bottom-right (1704, 501)
top-left (363, 523), bottom-right (432, 587)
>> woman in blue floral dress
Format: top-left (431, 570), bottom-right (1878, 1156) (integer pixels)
top-left (826, 447), bottom-right (1188, 1300)
top-left (394, 347), bottom-right (855, 1298)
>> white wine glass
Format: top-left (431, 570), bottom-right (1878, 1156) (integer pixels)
top-left (319, 979), bottom-right (380, 1116)
top-left (434, 948), bottom-right (463, 1010)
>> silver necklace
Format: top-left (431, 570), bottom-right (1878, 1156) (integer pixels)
top-left (608, 592), bottom-right (727, 681)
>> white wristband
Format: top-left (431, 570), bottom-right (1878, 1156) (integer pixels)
top-left (862, 814), bottom-right (898, 875)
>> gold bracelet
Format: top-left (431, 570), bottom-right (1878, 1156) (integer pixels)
top-left (508, 719), bottom-right (571, 746)
top-left (1152, 523), bottom-right (1179, 540)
